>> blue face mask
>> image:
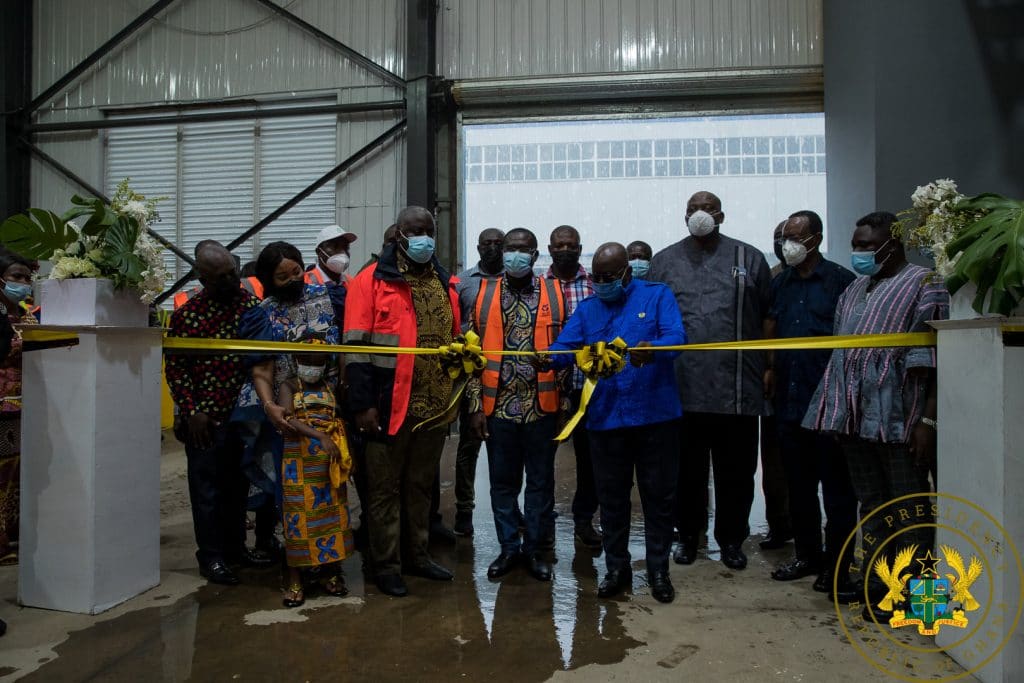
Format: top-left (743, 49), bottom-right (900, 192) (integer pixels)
top-left (3, 281), bottom-right (32, 303)
top-left (402, 234), bottom-right (435, 264)
top-left (503, 251), bottom-right (534, 277)
top-left (593, 280), bottom-right (626, 302)
top-left (850, 239), bottom-right (891, 276)
top-left (628, 259), bottom-right (650, 279)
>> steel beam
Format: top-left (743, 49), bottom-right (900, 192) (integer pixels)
top-left (251, 0), bottom-right (405, 89)
top-left (18, 137), bottom-right (196, 268)
top-left (25, 0), bottom-right (179, 115)
top-left (405, 0), bottom-right (438, 208)
top-left (154, 118), bottom-right (407, 304)
top-left (1, 0), bottom-right (32, 219)
top-left (27, 100), bottom-right (406, 134)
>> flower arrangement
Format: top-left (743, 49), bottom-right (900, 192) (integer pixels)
top-left (0, 179), bottom-right (168, 304)
top-left (893, 178), bottom-right (1023, 316)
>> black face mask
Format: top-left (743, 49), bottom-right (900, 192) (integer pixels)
top-left (273, 279), bottom-right (305, 302)
top-left (551, 250), bottom-right (580, 269)
top-left (479, 245), bottom-right (502, 269)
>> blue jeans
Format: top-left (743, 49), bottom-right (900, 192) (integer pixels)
top-left (486, 414), bottom-right (558, 555)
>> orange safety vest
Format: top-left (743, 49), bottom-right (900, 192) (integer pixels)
top-left (304, 267), bottom-right (326, 285)
top-left (172, 286), bottom-right (202, 310)
top-left (241, 276), bottom-right (264, 300)
top-left (174, 278), bottom-right (263, 308)
top-left (475, 276), bottom-right (565, 416)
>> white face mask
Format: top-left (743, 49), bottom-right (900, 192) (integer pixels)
top-left (782, 237), bottom-right (813, 266)
top-left (686, 210), bottom-right (717, 237)
top-left (296, 363), bottom-right (325, 384)
top-left (325, 252), bottom-right (350, 275)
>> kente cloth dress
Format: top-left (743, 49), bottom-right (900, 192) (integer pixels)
top-left (281, 383), bottom-right (354, 568)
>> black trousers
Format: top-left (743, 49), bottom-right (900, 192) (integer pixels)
top-left (184, 422), bottom-right (249, 566)
top-left (760, 415), bottom-right (791, 535)
top-left (676, 412), bottom-right (759, 547)
top-left (777, 421), bottom-right (858, 573)
top-left (569, 389), bottom-right (599, 524)
top-left (591, 420), bottom-right (679, 573)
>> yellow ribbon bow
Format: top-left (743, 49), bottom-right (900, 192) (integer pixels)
top-left (413, 331), bottom-right (486, 433)
top-left (555, 337), bottom-right (628, 442)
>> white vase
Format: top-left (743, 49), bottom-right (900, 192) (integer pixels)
top-left (36, 277), bottom-right (149, 327)
top-left (949, 281), bottom-right (1024, 320)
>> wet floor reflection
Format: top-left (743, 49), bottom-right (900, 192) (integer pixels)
top-left (22, 438), bottom-right (654, 682)
top-left (20, 435), bottom-right (772, 681)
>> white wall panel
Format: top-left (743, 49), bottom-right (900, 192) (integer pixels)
top-left (438, 0), bottom-right (822, 79)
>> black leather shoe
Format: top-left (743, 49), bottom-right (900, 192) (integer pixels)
top-left (673, 539), bottom-right (697, 565)
top-left (771, 557), bottom-right (822, 581)
top-left (376, 573), bottom-right (409, 597)
top-left (200, 560), bottom-right (240, 585)
top-left (758, 530), bottom-right (793, 550)
top-left (574, 521), bottom-right (603, 550)
top-left (649, 571), bottom-right (675, 603)
top-left (863, 603), bottom-right (893, 623)
top-left (453, 510), bottom-right (473, 537)
top-left (429, 521), bottom-right (457, 545)
top-left (487, 551), bottom-right (521, 579)
top-left (721, 544), bottom-right (748, 570)
top-left (597, 568), bottom-right (632, 598)
top-left (407, 560), bottom-right (454, 581)
top-left (832, 578), bottom-right (868, 605)
top-left (528, 554), bottom-right (552, 582)
top-left (812, 568), bottom-right (832, 593)
top-left (240, 546), bottom-right (274, 568)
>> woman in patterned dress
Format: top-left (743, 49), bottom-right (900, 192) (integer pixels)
top-left (275, 344), bottom-right (353, 607)
top-left (0, 251), bottom-right (37, 565)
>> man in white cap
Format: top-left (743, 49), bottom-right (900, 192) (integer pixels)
top-left (305, 224), bottom-right (358, 286)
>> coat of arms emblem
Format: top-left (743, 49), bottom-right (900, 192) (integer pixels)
top-left (872, 544), bottom-right (984, 636)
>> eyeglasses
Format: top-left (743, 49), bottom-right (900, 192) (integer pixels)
top-left (592, 267), bottom-right (628, 284)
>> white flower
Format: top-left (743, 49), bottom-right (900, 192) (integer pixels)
top-left (121, 199), bottom-right (151, 224)
top-left (49, 256), bottom-right (102, 280)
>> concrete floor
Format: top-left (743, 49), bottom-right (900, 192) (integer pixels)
top-left (0, 433), bottom-right (973, 682)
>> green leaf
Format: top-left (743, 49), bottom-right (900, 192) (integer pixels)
top-left (946, 193), bottom-right (1024, 316)
top-left (101, 215), bottom-right (145, 288)
top-left (0, 209), bottom-right (79, 259)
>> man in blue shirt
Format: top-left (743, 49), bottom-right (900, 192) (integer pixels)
top-left (766, 210), bottom-right (857, 599)
top-left (548, 242), bottom-right (687, 603)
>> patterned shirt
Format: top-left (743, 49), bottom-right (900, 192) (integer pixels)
top-left (493, 277), bottom-right (544, 422)
top-left (545, 265), bottom-right (593, 391)
top-left (802, 263), bottom-right (948, 443)
top-left (166, 290), bottom-right (267, 422)
top-left (401, 254), bottom-right (455, 419)
top-left (259, 283), bottom-right (340, 398)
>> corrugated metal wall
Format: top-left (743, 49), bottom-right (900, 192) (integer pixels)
top-left (438, 0), bottom-right (822, 79)
top-left (30, 0), bottom-right (406, 270)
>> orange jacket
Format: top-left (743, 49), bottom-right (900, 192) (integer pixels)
top-left (475, 276), bottom-right (565, 415)
top-left (343, 244), bottom-right (460, 435)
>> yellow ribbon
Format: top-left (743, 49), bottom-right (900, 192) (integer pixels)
top-left (554, 337), bottom-right (628, 442)
top-left (412, 331), bottom-right (487, 433)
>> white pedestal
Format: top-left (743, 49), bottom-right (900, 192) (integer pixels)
top-left (933, 318), bottom-right (1024, 682)
top-left (35, 278), bottom-right (149, 327)
top-left (19, 325), bottom-right (163, 614)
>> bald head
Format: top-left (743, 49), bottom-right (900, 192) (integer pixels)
top-left (687, 191), bottom-right (722, 212)
top-left (592, 242), bottom-right (628, 276)
top-left (396, 206), bottom-right (435, 235)
top-left (478, 228), bottom-right (504, 245)
top-left (195, 242), bottom-right (241, 301)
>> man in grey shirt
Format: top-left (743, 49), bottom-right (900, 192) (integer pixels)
top-left (649, 191), bottom-right (771, 571)
top-left (451, 227), bottom-right (505, 536)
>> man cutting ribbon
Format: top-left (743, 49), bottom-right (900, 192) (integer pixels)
top-left (547, 242), bottom-right (687, 603)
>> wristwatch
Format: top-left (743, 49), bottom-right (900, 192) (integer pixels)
top-left (919, 416), bottom-right (937, 429)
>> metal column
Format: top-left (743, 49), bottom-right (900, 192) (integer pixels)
top-left (1, 1), bottom-right (32, 219)
top-left (406, 0), bottom-right (438, 209)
